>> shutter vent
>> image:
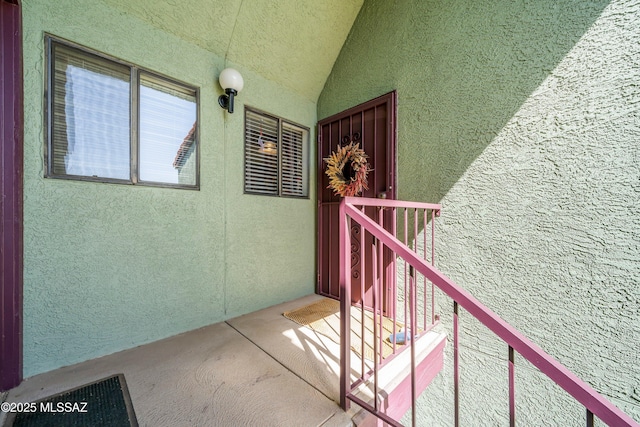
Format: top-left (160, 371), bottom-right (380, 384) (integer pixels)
top-left (281, 123), bottom-right (306, 197)
top-left (245, 110), bottom-right (279, 195)
top-left (243, 108), bottom-right (308, 198)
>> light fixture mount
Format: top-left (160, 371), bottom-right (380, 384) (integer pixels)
top-left (218, 68), bottom-right (244, 114)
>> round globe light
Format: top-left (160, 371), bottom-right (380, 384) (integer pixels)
top-left (218, 68), bottom-right (244, 93)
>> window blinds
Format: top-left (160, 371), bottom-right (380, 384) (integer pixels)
top-left (281, 123), bottom-right (306, 197)
top-left (46, 37), bottom-right (200, 189)
top-left (244, 109), bottom-right (308, 197)
top-left (50, 43), bottom-right (131, 180)
top-left (244, 110), bottom-right (279, 195)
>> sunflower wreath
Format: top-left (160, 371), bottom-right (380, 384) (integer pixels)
top-left (324, 141), bottom-right (370, 197)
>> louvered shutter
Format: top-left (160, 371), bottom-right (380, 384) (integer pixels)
top-left (281, 122), bottom-right (307, 197)
top-left (244, 110), bottom-right (279, 195)
top-left (244, 108), bottom-right (309, 198)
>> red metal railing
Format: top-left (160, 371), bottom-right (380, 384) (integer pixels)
top-left (339, 197), bottom-right (442, 426)
top-left (339, 197), bottom-right (639, 427)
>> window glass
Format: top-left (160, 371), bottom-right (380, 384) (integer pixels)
top-left (51, 43), bottom-right (130, 179)
top-left (139, 74), bottom-right (197, 185)
top-left (46, 37), bottom-right (199, 189)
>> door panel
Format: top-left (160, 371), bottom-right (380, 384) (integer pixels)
top-left (317, 91), bottom-right (397, 313)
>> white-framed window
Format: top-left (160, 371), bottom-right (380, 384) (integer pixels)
top-left (45, 35), bottom-right (199, 189)
top-left (244, 108), bottom-right (309, 198)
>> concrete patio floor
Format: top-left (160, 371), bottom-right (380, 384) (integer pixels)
top-left (1, 294), bottom-right (357, 427)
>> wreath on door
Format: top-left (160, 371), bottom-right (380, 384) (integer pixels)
top-left (325, 141), bottom-right (370, 197)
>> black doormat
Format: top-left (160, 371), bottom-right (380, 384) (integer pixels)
top-left (3, 374), bottom-right (138, 427)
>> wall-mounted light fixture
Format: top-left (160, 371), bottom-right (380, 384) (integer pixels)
top-left (218, 68), bottom-right (244, 114)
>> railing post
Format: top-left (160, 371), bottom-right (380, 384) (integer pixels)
top-left (339, 198), bottom-right (351, 411)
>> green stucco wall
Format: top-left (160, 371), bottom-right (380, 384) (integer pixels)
top-left (22, 0), bottom-right (317, 377)
top-left (319, 0), bottom-right (639, 424)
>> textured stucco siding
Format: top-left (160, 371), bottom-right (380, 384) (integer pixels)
top-left (319, 0), bottom-right (639, 424)
top-left (100, 0), bottom-right (363, 102)
top-left (21, 0), bottom-right (316, 377)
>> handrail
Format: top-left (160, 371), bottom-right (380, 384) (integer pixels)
top-left (342, 197), bottom-right (442, 211)
top-left (340, 197), bottom-right (638, 427)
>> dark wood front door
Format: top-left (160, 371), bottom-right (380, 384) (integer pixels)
top-left (317, 91), bottom-right (397, 312)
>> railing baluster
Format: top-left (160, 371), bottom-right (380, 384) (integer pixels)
top-left (413, 208), bottom-right (418, 255)
top-left (404, 208), bottom-right (408, 331)
top-left (360, 206), bottom-right (366, 380)
top-left (410, 266), bottom-right (417, 427)
top-left (431, 208), bottom-right (436, 324)
top-left (412, 208), bottom-right (418, 334)
top-left (509, 345), bottom-right (516, 427)
top-left (372, 241), bottom-right (379, 412)
top-left (392, 206), bottom-right (398, 355)
top-left (587, 409), bottom-right (594, 427)
top-left (423, 208), bottom-right (428, 331)
top-left (454, 301), bottom-right (460, 427)
top-left (378, 207), bottom-right (384, 365)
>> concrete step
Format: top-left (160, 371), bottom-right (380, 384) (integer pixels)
top-left (351, 330), bottom-right (448, 426)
